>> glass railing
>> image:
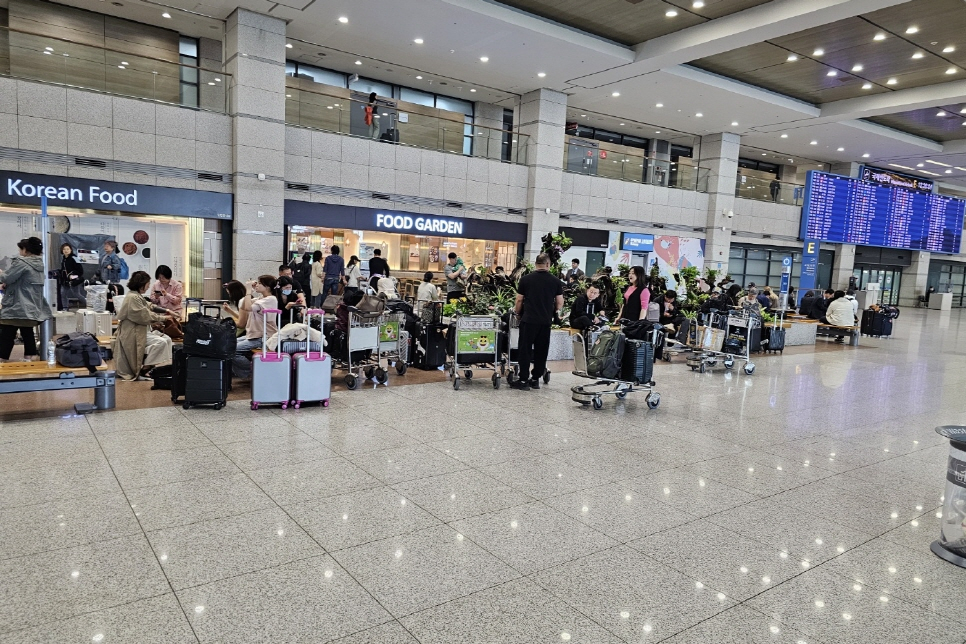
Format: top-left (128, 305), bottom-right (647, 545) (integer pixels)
top-left (735, 175), bottom-right (805, 206)
top-left (562, 138), bottom-right (709, 192)
top-left (284, 85), bottom-right (529, 164)
top-left (0, 26), bottom-right (230, 113)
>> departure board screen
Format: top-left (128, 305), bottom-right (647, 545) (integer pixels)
top-left (801, 171), bottom-right (965, 254)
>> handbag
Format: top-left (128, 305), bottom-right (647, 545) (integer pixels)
top-left (356, 293), bottom-right (386, 314)
top-left (321, 294), bottom-right (342, 314)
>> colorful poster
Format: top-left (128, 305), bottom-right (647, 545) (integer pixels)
top-left (457, 329), bottom-right (496, 354)
top-left (379, 320), bottom-right (400, 343)
top-left (648, 236), bottom-right (706, 290)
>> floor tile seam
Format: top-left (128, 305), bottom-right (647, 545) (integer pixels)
top-left (86, 428), bottom-right (205, 644)
top-left (646, 603), bottom-right (771, 644)
top-left (317, 618), bottom-right (418, 644)
top-left (776, 475), bottom-right (945, 514)
top-left (140, 502), bottom-right (311, 538)
top-left (0, 591), bottom-right (189, 640)
top-left (166, 550), bottom-right (330, 593)
top-left (190, 426), bottom-right (324, 448)
top-left (0, 525), bottom-right (146, 563)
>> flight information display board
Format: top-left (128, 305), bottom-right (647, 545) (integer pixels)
top-left (801, 171), bottom-right (965, 254)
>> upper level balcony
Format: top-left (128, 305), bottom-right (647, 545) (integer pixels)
top-left (563, 135), bottom-right (709, 192)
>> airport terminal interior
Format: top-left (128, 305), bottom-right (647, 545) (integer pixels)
top-left (4, 0), bottom-right (966, 642)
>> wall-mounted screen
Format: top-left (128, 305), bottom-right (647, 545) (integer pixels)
top-left (801, 171), bottom-right (965, 254)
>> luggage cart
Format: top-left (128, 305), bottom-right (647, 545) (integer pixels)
top-left (449, 313), bottom-right (501, 390)
top-left (379, 311), bottom-right (409, 376)
top-left (501, 312), bottom-right (551, 386)
top-left (685, 310), bottom-right (758, 375)
top-left (570, 332), bottom-right (660, 410)
top-left (337, 308), bottom-right (387, 390)
top-left (661, 318), bottom-right (697, 362)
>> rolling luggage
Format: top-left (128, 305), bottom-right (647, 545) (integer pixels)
top-left (76, 309), bottom-right (112, 337)
top-left (182, 355), bottom-right (231, 410)
top-left (291, 309), bottom-right (331, 409)
top-left (620, 339), bottom-right (654, 385)
top-left (251, 309), bottom-right (292, 410)
top-left (861, 310), bottom-right (893, 337)
top-left (417, 325), bottom-right (447, 369)
top-left (587, 330), bottom-right (624, 379)
top-left (168, 345), bottom-right (189, 402)
top-left (763, 325), bottom-right (786, 353)
top-left (182, 299), bottom-right (237, 359)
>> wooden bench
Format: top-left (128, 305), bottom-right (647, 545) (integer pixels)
top-left (0, 361), bottom-right (116, 412)
top-left (816, 324), bottom-right (860, 346)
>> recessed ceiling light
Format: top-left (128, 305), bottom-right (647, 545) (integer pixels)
top-left (886, 78), bottom-right (897, 85)
top-left (944, 46), bottom-right (956, 53)
top-left (889, 164), bottom-right (915, 170)
top-left (762, 153), bottom-right (767, 156)
top-left (45, 47), bottom-right (53, 51)
top-left (874, 33), bottom-right (887, 41)
top-left (338, 16), bottom-right (348, 23)
top-left (42, 50), bottom-right (51, 54)
top-left (117, 65), bottom-right (125, 69)
top-left (852, 64), bottom-right (863, 72)
top-left (837, 147), bottom-right (845, 151)
top-left (912, 52), bottom-right (924, 59)
top-left (161, 12), bottom-right (170, 18)
top-left (619, 122), bottom-right (625, 126)
top-left (655, 103), bottom-right (663, 107)
top-left (813, 48), bottom-right (824, 56)
top-left (415, 75), bottom-right (422, 79)
top-left (947, 68), bottom-right (958, 75)
top-left (480, 56), bottom-right (489, 62)
top-left (862, 83), bottom-right (873, 89)
top-left (938, 111), bottom-right (947, 117)
top-left (920, 169), bottom-right (940, 175)
top-left (917, 163), bottom-right (925, 167)
top-left (926, 160), bottom-right (952, 167)
top-left (612, 92), bottom-right (620, 97)
top-left (696, 112), bottom-right (703, 117)
top-left (731, 121), bottom-right (739, 126)
top-left (810, 140), bottom-right (818, 145)
top-left (655, 131), bottom-right (661, 134)
top-left (285, 43), bottom-right (293, 49)
top-left (581, 114), bottom-right (586, 117)
top-left (121, 61), bottom-right (128, 65)
top-left (787, 54), bottom-right (798, 62)
top-left (947, 169), bottom-right (954, 174)
top-left (666, 10), bottom-right (678, 17)
top-left (414, 38), bottom-right (423, 44)
top-left (470, 88), bottom-right (476, 92)
top-left (906, 26), bottom-right (919, 34)
top-left (285, 94), bottom-right (291, 98)
top-left (862, 153), bottom-right (870, 158)
top-left (827, 70), bottom-right (838, 77)
top-left (215, 78), bottom-right (221, 82)
top-left (781, 134), bottom-right (788, 138)
top-left (692, 0), bottom-right (705, 7)
top-left (354, 60), bottom-right (362, 65)
top-left (961, 107), bottom-right (966, 113)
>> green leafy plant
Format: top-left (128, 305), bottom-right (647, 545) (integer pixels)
top-left (617, 264), bottom-right (631, 278)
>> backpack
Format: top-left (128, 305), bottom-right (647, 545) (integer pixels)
top-left (118, 257), bottom-right (129, 280)
top-left (54, 332), bottom-right (103, 373)
top-left (587, 330), bottom-right (624, 379)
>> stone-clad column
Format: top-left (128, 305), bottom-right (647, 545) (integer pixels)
top-left (518, 89), bottom-right (567, 259)
top-left (701, 132), bottom-right (740, 275)
top-left (225, 9), bottom-right (286, 280)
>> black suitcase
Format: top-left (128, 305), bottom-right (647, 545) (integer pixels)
top-left (861, 310), bottom-right (893, 337)
top-left (620, 339), bottom-right (653, 385)
top-left (170, 345), bottom-right (189, 402)
top-left (182, 356), bottom-right (230, 410)
top-left (418, 326), bottom-right (447, 370)
top-left (762, 326), bottom-right (786, 353)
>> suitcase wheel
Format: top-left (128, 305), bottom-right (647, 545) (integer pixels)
top-left (281, 402), bottom-right (288, 410)
top-left (396, 362), bottom-right (408, 376)
top-left (183, 402), bottom-right (191, 410)
top-left (251, 401), bottom-right (259, 410)
top-left (293, 401), bottom-right (301, 410)
top-left (213, 403), bottom-right (223, 410)
top-left (322, 399), bottom-right (330, 408)
top-left (543, 370), bottom-right (550, 384)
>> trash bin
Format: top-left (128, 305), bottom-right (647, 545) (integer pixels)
top-left (931, 425), bottom-right (966, 568)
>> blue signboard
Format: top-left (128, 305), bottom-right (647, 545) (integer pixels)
top-left (621, 233), bottom-right (655, 252)
top-left (799, 240), bottom-right (819, 304)
top-left (780, 272), bottom-right (790, 294)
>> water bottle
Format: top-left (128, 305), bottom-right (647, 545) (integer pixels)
top-left (47, 339), bottom-right (56, 366)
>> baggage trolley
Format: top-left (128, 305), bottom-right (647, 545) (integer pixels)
top-left (685, 310), bottom-right (757, 375)
top-left (335, 308), bottom-right (387, 390)
top-left (449, 313), bottom-right (501, 390)
top-left (501, 312), bottom-right (551, 386)
top-left (378, 311), bottom-right (409, 376)
top-left (570, 331), bottom-right (660, 410)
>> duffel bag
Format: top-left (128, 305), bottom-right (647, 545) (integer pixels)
top-left (622, 319), bottom-right (659, 341)
top-left (587, 330), bottom-right (624, 379)
top-left (55, 332), bottom-right (103, 372)
top-left (183, 313), bottom-right (237, 358)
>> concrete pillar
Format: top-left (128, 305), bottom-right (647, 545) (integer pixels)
top-left (474, 101), bottom-right (504, 161)
top-left (518, 89), bottom-right (567, 259)
top-left (701, 132), bottom-right (740, 275)
top-left (225, 9), bottom-right (287, 281)
top-left (830, 162), bottom-right (861, 178)
top-left (899, 251), bottom-right (930, 307)
top-left (830, 244), bottom-right (856, 290)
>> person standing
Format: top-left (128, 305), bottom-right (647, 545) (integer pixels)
top-left (618, 266), bottom-right (650, 321)
top-left (99, 240), bottom-right (122, 284)
top-left (417, 271), bottom-right (440, 306)
top-left (58, 243), bottom-right (87, 310)
top-left (510, 253), bottom-right (563, 391)
top-left (368, 249), bottom-right (390, 290)
top-left (444, 252), bottom-right (467, 302)
top-left (565, 259), bottom-right (584, 284)
top-left (344, 255), bottom-right (363, 299)
top-left (769, 178), bottom-right (781, 202)
top-left (0, 237), bottom-right (51, 362)
top-left (310, 250), bottom-right (324, 307)
top-left (321, 245), bottom-right (345, 301)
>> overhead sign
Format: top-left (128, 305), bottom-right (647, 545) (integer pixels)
top-left (621, 232), bottom-right (654, 252)
top-left (0, 171), bottom-right (232, 219)
top-left (798, 239), bottom-right (819, 304)
top-left (375, 212), bottom-right (464, 235)
top-left (860, 166), bottom-right (934, 193)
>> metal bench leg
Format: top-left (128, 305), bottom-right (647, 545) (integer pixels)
top-left (94, 374), bottom-right (116, 410)
top-left (850, 332), bottom-right (859, 347)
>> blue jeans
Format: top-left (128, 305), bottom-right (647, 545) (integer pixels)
top-left (232, 337), bottom-right (263, 379)
top-left (322, 277), bottom-right (341, 301)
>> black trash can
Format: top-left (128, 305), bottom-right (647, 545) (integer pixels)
top-left (931, 425), bottom-right (966, 568)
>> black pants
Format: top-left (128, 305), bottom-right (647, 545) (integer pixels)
top-left (447, 290), bottom-right (465, 303)
top-left (570, 315), bottom-right (595, 330)
top-left (0, 324), bottom-right (38, 360)
top-left (518, 321), bottom-right (551, 383)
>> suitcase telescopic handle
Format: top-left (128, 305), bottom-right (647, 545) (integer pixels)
top-left (262, 308), bottom-right (284, 362)
top-left (304, 308), bottom-right (326, 361)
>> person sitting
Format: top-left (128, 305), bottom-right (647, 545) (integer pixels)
top-left (658, 290), bottom-right (686, 329)
top-left (417, 272), bottom-right (440, 305)
top-left (798, 290), bottom-right (817, 317)
top-left (377, 275), bottom-right (399, 299)
top-left (755, 287), bottom-right (771, 310)
top-left (809, 289), bottom-right (834, 320)
top-left (845, 289), bottom-right (859, 320)
top-left (149, 265), bottom-right (185, 340)
top-left (224, 275), bottom-right (278, 379)
top-left (274, 276), bottom-right (306, 325)
top-left (569, 285), bottom-right (605, 330)
top-left (821, 290), bottom-right (854, 342)
top-left (738, 287), bottom-right (759, 308)
top-left (763, 286), bottom-right (779, 311)
top-left (115, 271), bottom-right (174, 381)
top-left (278, 264), bottom-right (306, 295)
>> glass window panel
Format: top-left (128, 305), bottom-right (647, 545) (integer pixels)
top-left (769, 260), bottom-right (785, 276)
top-left (286, 61), bottom-right (297, 77)
top-left (179, 37), bottom-right (198, 58)
top-left (729, 247), bottom-right (745, 259)
top-left (435, 96), bottom-right (473, 116)
top-left (746, 249), bottom-right (767, 260)
top-left (349, 76), bottom-right (391, 97)
top-left (729, 259), bottom-right (745, 274)
top-left (746, 275), bottom-right (768, 287)
top-left (299, 65), bottom-right (347, 88)
top-left (399, 88), bottom-right (434, 107)
top-left (745, 259), bottom-right (768, 274)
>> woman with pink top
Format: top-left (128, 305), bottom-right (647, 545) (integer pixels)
top-left (150, 264), bottom-right (185, 339)
top-left (618, 265), bottom-right (650, 321)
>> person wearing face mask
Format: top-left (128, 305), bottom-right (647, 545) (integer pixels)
top-left (274, 276), bottom-right (306, 324)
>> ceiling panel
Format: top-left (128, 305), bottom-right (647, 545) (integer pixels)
top-left (493, 0), bottom-right (770, 46)
top-left (868, 106), bottom-right (966, 143)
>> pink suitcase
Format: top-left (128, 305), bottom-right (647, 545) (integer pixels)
top-left (292, 309), bottom-right (331, 409)
top-left (251, 309), bottom-right (292, 410)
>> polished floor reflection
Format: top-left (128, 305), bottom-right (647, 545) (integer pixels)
top-left (3, 308), bottom-right (966, 643)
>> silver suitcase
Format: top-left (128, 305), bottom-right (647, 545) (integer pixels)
top-left (292, 309), bottom-right (331, 408)
top-left (251, 309), bottom-right (292, 410)
top-left (76, 309), bottom-right (112, 337)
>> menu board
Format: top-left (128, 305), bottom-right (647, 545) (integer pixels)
top-left (801, 171), bottom-right (965, 254)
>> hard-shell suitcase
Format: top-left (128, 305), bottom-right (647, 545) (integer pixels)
top-left (251, 309), bottom-right (292, 410)
top-left (861, 310), bottom-right (893, 337)
top-left (182, 356), bottom-right (230, 410)
top-left (763, 326), bottom-right (786, 353)
top-left (76, 309), bottom-right (112, 337)
top-left (292, 309), bottom-right (331, 409)
top-left (620, 339), bottom-right (654, 385)
top-left (418, 325), bottom-right (447, 369)
top-left (170, 345), bottom-right (188, 401)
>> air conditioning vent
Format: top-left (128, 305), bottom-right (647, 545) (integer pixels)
top-left (286, 182), bottom-right (310, 191)
top-left (198, 172), bottom-right (224, 182)
top-left (693, 227), bottom-right (704, 232)
top-left (606, 218), bottom-right (619, 224)
top-left (371, 192), bottom-right (391, 200)
top-left (446, 201), bottom-right (463, 209)
top-left (762, 234), bottom-right (772, 239)
top-left (507, 208), bottom-right (524, 215)
top-left (74, 157), bottom-right (107, 168)
top-left (653, 223), bottom-right (665, 229)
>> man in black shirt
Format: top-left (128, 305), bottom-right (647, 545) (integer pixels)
top-left (511, 253), bottom-right (564, 391)
top-left (368, 249), bottom-right (389, 290)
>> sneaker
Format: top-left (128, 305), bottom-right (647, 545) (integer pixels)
top-left (528, 378), bottom-right (540, 390)
top-left (509, 379), bottom-right (531, 391)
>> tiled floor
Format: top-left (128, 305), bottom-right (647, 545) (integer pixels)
top-left (3, 308), bottom-right (966, 643)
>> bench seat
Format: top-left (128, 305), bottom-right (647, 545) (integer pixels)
top-left (816, 324), bottom-right (860, 346)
